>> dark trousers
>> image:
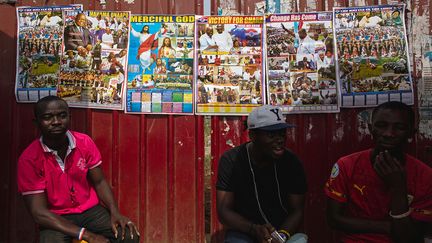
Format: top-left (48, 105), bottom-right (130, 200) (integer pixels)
top-left (39, 205), bottom-right (139, 243)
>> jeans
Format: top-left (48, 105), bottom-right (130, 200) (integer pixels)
top-left (224, 230), bottom-right (255, 243)
top-left (224, 230), bottom-right (308, 243)
top-left (39, 205), bottom-right (139, 243)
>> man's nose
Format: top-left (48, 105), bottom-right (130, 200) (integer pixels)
top-left (382, 126), bottom-right (396, 137)
top-left (51, 116), bottom-right (61, 124)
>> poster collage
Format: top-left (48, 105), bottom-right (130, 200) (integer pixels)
top-left (334, 5), bottom-right (412, 107)
top-left (59, 10), bottom-right (130, 110)
top-left (266, 12), bottom-right (338, 113)
top-left (15, 4), bottom-right (413, 115)
top-left (126, 15), bottom-right (195, 114)
top-left (196, 16), bottom-right (264, 115)
top-left (16, 5), bottom-right (82, 102)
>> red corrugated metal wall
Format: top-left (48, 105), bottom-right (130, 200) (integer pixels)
top-left (0, 0), bottom-right (431, 243)
top-left (208, 0), bottom-right (432, 242)
top-left (1, 1), bottom-right (205, 243)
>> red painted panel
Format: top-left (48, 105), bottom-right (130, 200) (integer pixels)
top-left (0, 4), bottom-right (18, 242)
top-left (138, 115), bottom-right (148, 240)
top-left (195, 116), bottom-right (206, 243)
top-left (298, 114), bottom-right (332, 242)
top-left (117, 0), bottom-right (144, 14)
top-left (117, 113), bottom-right (141, 225)
top-left (91, 111), bottom-right (114, 185)
top-left (174, 0), bottom-right (203, 14)
top-left (172, 116), bottom-right (198, 243)
top-left (10, 105), bottom-right (39, 243)
top-left (145, 115), bottom-right (169, 242)
top-left (70, 109), bottom-right (89, 133)
top-left (72, 0), bottom-right (96, 10)
top-left (210, 116), bottom-right (221, 242)
top-left (146, 0), bottom-right (171, 14)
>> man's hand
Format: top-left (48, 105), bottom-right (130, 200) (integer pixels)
top-left (83, 230), bottom-right (109, 243)
top-left (251, 223), bottom-right (274, 243)
top-left (373, 150), bottom-right (406, 189)
top-left (110, 212), bottom-right (140, 240)
top-left (88, 166), bottom-right (140, 240)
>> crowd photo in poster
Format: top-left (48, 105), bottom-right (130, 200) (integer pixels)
top-left (196, 15), bottom-right (265, 115)
top-left (15, 5), bottom-right (82, 102)
top-left (334, 5), bottom-right (413, 107)
top-left (266, 12), bottom-right (339, 113)
top-left (126, 15), bottom-right (195, 114)
top-left (58, 10), bottom-right (130, 110)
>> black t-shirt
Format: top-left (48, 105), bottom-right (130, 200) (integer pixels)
top-left (216, 142), bottom-right (307, 228)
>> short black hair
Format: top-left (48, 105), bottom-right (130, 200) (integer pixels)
top-left (371, 101), bottom-right (415, 127)
top-left (34, 96), bottom-right (68, 118)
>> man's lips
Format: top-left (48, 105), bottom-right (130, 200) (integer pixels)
top-left (50, 128), bottom-right (65, 133)
top-left (378, 141), bottom-right (398, 148)
top-left (272, 146), bottom-right (284, 155)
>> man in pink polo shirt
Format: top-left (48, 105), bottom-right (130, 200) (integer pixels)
top-left (17, 96), bottom-right (139, 243)
top-left (325, 101), bottom-right (432, 242)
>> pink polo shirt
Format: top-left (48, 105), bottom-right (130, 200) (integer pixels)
top-left (17, 131), bottom-right (102, 215)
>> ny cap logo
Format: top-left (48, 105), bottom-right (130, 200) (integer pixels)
top-left (269, 108), bottom-right (281, 121)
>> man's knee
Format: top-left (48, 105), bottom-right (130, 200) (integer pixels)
top-left (40, 228), bottom-right (71, 243)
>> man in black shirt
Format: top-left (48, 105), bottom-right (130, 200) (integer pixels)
top-left (216, 105), bottom-right (308, 243)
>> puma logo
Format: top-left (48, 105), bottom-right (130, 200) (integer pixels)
top-left (353, 184), bottom-right (366, 195)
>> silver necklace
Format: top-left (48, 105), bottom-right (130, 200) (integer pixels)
top-left (246, 143), bottom-right (289, 225)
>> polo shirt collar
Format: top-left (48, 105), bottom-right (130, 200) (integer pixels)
top-left (39, 130), bottom-right (76, 153)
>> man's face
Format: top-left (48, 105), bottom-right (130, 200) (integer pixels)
top-left (299, 29), bottom-right (307, 39)
top-left (216, 25), bottom-right (223, 33)
top-left (369, 108), bottom-right (412, 153)
top-left (143, 26), bottom-right (149, 33)
top-left (205, 27), bottom-right (213, 36)
top-left (75, 14), bottom-right (87, 27)
top-left (67, 51), bottom-right (74, 58)
top-left (251, 129), bottom-right (287, 159)
top-left (35, 100), bottom-right (70, 140)
top-left (77, 46), bottom-right (86, 56)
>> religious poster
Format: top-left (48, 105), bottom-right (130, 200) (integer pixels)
top-left (266, 12), bottom-right (339, 113)
top-left (333, 5), bottom-right (413, 107)
top-left (126, 15), bottom-right (195, 114)
top-left (58, 10), bottom-right (130, 110)
top-left (15, 5), bottom-right (82, 103)
top-left (196, 16), bottom-right (265, 115)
